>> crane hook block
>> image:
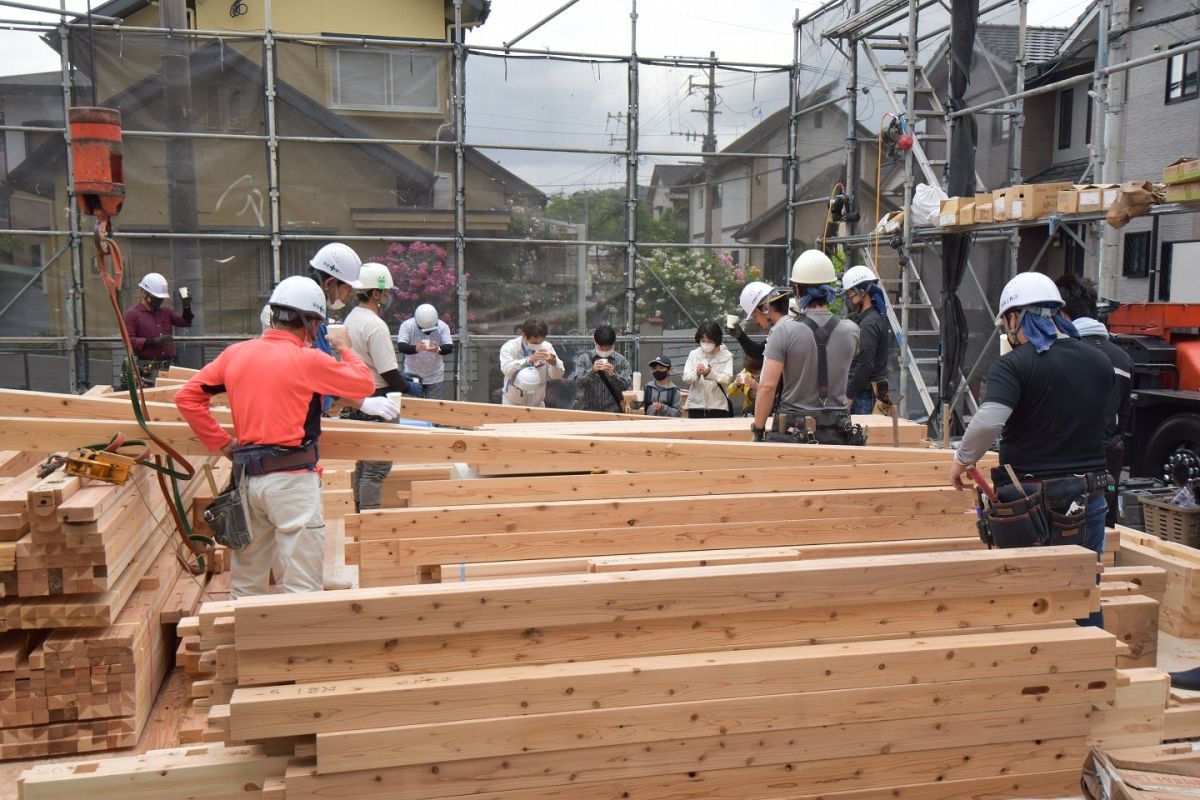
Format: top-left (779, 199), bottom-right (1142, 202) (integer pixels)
top-left (69, 106), bottom-right (125, 219)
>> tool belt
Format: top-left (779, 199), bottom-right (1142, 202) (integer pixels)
top-left (980, 468), bottom-right (1109, 549)
top-left (202, 464), bottom-right (252, 551)
top-left (764, 410), bottom-right (867, 447)
top-left (870, 379), bottom-right (894, 417)
top-left (231, 441), bottom-right (319, 477)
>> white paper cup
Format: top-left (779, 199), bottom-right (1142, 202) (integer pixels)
top-left (422, 338), bottom-right (432, 349)
top-left (725, 313), bottom-right (739, 329)
top-left (326, 323), bottom-right (345, 336)
top-left (386, 392), bottom-right (404, 411)
top-left (632, 371), bottom-right (642, 393)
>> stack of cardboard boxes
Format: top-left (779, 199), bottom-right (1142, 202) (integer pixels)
top-left (1163, 157), bottom-right (1200, 204)
top-left (1057, 183), bottom-right (1122, 214)
top-left (938, 182), bottom-right (1077, 228)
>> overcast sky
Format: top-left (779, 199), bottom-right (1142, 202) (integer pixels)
top-left (0, 0), bottom-right (1094, 193)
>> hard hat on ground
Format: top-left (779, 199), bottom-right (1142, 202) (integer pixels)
top-left (414, 303), bottom-right (439, 329)
top-left (269, 276), bottom-right (327, 320)
top-left (738, 281), bottom-right (774, 316)
top-left (309, 243), bottom-right (362, 285)
top-left (352, 262), bottom-right (394, 292)
top-left (138, 272), bottom-right (169, 299)
top-left (790, 249), bottom-right (836, 285)
top-left (841, 265), bottom-right (878, 293)
top-left (996, 271), bottom-right (1063, 323)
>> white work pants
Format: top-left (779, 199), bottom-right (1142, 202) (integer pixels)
top-left (231, 470), bottom-right (324, 599)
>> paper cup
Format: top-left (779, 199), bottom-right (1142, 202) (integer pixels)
top-left (725, 313), bottom-right (739, 329)
top-left (632, 371), bottom-right (642, 393)
top-left (386, 392), bottom-right (404, 411)
top-left (326, 323), bottom-right (345, 336)
top-left (422, 338), bottom-right (432, 349)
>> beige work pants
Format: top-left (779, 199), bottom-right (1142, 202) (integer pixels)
top-left (230, 470), bottom-right (324, 599)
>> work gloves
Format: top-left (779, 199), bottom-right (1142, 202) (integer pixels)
top-left (145, 335), bottom-right (173, 347)
top-left (360, 396), bottom-right (401, 420)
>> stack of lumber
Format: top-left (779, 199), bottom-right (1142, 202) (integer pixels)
top-left (0, 438), bottom-right (225, 759)
top-left (23, 545), bottom-right (1139, 799)
top-left (1117, 526), bottom-right (1200, 637)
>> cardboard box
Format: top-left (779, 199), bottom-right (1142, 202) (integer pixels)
top-left (1009, 182), bottom-right (1073, 221)
top-left (1080, 183), bottom-right (1121, 212)
top-left (975, 201), bottom-right (993, 223)
top-left (1083, 743), bottom-right (1200, 800)
top-left (1058, 186), bottom-right (1083, 214)
top-left (1164, 157), bottom-right (1200, 186)
top-left (938, 197), bottom-right (975, 227)
top-left (1165, 179), bottom-right (1200, 204)
top-left (992, 188), bottom-right (1012, 221)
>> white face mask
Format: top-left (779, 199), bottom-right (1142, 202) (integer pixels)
top-left (700, 342), bottom-right (716, 354)
top-left (329, 298), bottom-right (346, 311)
top-left (595, 347), bottom-right (613, 357)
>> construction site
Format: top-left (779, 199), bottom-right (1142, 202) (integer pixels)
top-left (0, 0), bottom-right (1198, 797)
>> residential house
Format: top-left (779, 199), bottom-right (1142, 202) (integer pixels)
top-left (646, 163), bottom-right (700, 232)
top-left (1, 0), bottom-right (551, 341)
top-left (688, 84), bottom-right (891, 283)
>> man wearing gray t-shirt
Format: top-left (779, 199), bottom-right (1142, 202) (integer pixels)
top-left (752, 250), bottom-right (861, 445)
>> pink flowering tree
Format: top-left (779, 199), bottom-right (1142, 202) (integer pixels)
top-left (377, 242), bottom-right (464, 332)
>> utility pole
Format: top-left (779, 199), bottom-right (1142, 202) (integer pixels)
top-left (160, 0), bottom-right (203, 363)
top-left (690, 51), bottom-right (720, 244)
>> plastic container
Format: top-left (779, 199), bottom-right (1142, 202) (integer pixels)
top-left (1141, 495), bottom-right (1200, 548)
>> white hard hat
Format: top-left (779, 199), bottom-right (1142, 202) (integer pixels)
top-left (841, 265), bottom-right (878, 292)
top-left (790, 249), bottom-right (836, 285)
top-left (788, 297), bottom-right (800, 317)
top-left (352, 262), bottom-right (394, 292)
top-left (514, 366), bottom-right (543, 391)
top-left (996, 271), bottom-right (1063, 323)
top-left (138, 272), bottom-right (169, 299)
top-left (268, 276), bottom-right (327, 320)
top-left (414, 303), bottom-right (439, 329)
top-left (309, 243), bottom-right (362, 285)
top-left (738, 281), bottom-right (774, 316)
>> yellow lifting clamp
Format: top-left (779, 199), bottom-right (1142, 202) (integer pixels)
top-left (38, 432), bottom-right (150, 486)
top-left (61, 447), bottom-right (138, 485)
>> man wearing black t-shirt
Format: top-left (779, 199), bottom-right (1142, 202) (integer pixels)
top-left (950, 271), bottom-right (1113, 627)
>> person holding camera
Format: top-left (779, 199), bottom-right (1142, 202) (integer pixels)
top-left (571, 324), bottom-right (632, 413)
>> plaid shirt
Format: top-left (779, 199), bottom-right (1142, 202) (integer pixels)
top-left (123, 302), bottom-right (192, 360)
top-left (570, 350), bottom-right (632, 412)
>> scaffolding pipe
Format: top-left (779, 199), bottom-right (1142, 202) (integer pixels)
top-left (784, 8), bottom-right (801, 278)
top-left (58, 17), bottom-right (83, 391)
top-left (843, 0), bottom-right (860, 263)
top-left (452, 0), bottom-right (468, 400)
top-left (503, 0), bottom-right (585, 50)
top-left (264, 0), bottom-right (282, 283)
top-left (899, 0), bottom-right (918, 420)
top-left (623, 0), bottom-right (639, 332)
top-left (0, 0), bottom-right (118, 21)
top-left (1007, 0), bottom-right (1027, 279)
top-left (1099, 0), bottom-right (1129, 298)
top-left (950, 37), bottom-right (1200, 118)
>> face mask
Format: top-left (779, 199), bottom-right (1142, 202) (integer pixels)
top-left (148, 296), bottom-right (164, 311)
top-left (595, 348), bottom-right (613, 357)
top-left (329, 298), bottom-right (346, 311)
top-left (652, 369), bottom-right (669, 381)
top-left (700, 342), bottom-right (716, 354)
top-left (421, 327), bottom-right (437, 336)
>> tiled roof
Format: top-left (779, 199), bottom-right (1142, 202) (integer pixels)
top-left (976, 25), bottom-right (1069, 65)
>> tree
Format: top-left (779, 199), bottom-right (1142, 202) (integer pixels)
top-left (636, 249), bottom-right (763, 330)
top-left (545, 188), bottom-right (687, 244)
top-left (377, 242), bottom-right (462, 331)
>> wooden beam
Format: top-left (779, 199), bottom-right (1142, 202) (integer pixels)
top-left (230, 547), bottom-right (1099, 652)
top-left (282, 735), bottom-right (1092, 800)
top-left (0, 416), bottom-right (970, 471)
top-left (409, 462), bottom-right (951, 507)
top-left (382, 396), bottom-right (657, 427)
top-left (226, 625), bottom-right (1114, 741)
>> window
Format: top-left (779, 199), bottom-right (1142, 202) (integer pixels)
top-left (992, 112), bottom-right (1010, 144)
top-left (1122, 231), bottom-right (1152, 278)
top-left (332, 48), bottom-right (441, 113)
top-left (1057, 88), bottom-right (1073, 150)
top-left (710, 183), bottom-right (722, 208)
top-left (813, 111), bottom-right (823, 129)
top-left (203, 86), bottom-right (254, 132)
top-left (1166, 44), bottom-right (1199, 104)
top-left (1084, 82), bottom-right (1093, 145)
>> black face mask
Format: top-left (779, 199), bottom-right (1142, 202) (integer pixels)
top-left (652, 370), bottom-right (670, 380)
top-left (147, 296), bottom-right (164, 311)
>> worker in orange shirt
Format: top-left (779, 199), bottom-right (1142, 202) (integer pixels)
top-left (175, 276), bottom-right (375, 599)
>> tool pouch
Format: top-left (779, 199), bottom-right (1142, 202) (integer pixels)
top-left (986, 481), bottom-right (1050, 548)
top-left (203, 466), bottom-right (252, 551)
top-left (1040, 476), bottom-right (1089, 547)
top-left (812, 411), bottom-right (867, 447)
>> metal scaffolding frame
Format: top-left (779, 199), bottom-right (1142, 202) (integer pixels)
top-left (0, 1), bottom-right (812, 396)
top-left (0, 0), bottom-right (1194, 410)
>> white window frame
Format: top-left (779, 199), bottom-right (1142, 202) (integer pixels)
top-left (332, 48), bottom-right (441, 114)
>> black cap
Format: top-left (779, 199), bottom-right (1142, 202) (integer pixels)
top-left (649, 355), bottom-right (672, 368)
